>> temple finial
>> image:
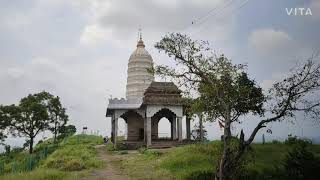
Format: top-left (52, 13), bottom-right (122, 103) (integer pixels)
top-left (138, 26), bottom-right (142, 40)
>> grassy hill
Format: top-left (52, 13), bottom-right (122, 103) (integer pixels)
top-left (1, 136), bottom-right (320, 179)
top-left (0, 134), bottom-right (104, 180)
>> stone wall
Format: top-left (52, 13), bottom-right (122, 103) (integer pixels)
top-left (126, 112), bottom-right (144, 141)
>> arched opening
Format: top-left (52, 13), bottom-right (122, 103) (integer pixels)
top-left (117, 118), bottom-right (127, 140)
top-left (121, 110), bottom-right (144, 141)
top-left (158, 117), bottom-right (171, 139)
top-left (152, 108), bottom-right (176, 140)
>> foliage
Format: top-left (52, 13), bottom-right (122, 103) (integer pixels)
top-left (284, 134), bottom-right (312, 145)
top-left (283, 142), bottom-right (320, 180)
top-left (47, 95), bottom-right (69, 143)
top-left (58, 125), bottom-right (76, 140)
top-left (0, 92), bottom-right (52, 154)
top-left (0, 91), bottom-right (72, 153)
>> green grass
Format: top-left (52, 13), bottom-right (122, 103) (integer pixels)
top-left (158, 142), bottom-right (221, 179)
top-left (43, 134), bottom-right (103, 171)
top-left (115, 141), bottom-right (320, 179)
top-left (0, 134), bottom-right (104, 179)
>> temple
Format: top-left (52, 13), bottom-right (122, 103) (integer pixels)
top-left (106, 34), bottom-right (191, 148)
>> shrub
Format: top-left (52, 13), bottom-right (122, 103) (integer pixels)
top-left (284, 135), bottom-right (312, 146)
top-left (284, 142), bottom-right (320, 180)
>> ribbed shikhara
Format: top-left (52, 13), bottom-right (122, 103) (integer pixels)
top-left (126, 38), bottom-right (154, 99)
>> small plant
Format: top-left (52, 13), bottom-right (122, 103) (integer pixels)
top-left (138, 147), bottom-right (148, 154)
top-left (106, 143), bottom-right (115, 151)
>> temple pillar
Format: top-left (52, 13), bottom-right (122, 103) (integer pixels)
top-left (172, 116), bottom-right (177, 140)
top-left (113, 115), bottom-right (118, 148)
top-left (145, 117), bottom-right (152, 147)
top-left (111, 114), bottom-right (114, 143)
top-left (177, 117), bottom-right (182, 142)
top-left (186, 115), bottom-right (191, 140)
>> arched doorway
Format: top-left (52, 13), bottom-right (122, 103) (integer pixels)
top-left (151, 108), bottom-right (177, 140)
top-left (158, 117), bottom-right (171, 139)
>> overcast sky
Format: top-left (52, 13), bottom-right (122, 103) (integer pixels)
top-left (1, 0), bottom-right (320, 146)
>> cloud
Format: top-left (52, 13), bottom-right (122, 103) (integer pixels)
top-left (248, 29), bottom-right (297, 57)
top-left (78, 0), bottom-right (231, 47)
top-left (80, 24), bottom-right (113, 46)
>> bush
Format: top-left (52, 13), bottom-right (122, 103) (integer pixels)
top-left (284, 135), bottom-right (312, 146)
top-left (284, 142), bottom-right (320, 180)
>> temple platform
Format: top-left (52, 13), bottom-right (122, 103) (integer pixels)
top-left (116, 139), bottom-right (195, 149)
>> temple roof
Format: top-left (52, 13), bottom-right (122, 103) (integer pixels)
top-left (144, 81), bottom-right (182, 94)
top-left (143, 81), bottom-right (183, 105)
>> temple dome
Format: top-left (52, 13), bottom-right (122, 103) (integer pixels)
top-left (126, 38), bottom-right (154, 99)
top-left (129, 39), bottom-right (151, 59)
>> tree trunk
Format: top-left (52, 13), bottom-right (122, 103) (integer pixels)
top-left (53, 117), bottom-right (58, 143)
top-left (54, 130), bottom-right (57, 143)
top-left (199, 114), bottom-right (203, 141)
top-left (216, 110), bottom-right (232, 180)
top-left (53, 123), bottom-right (57, 143)
top-left (29, 137), bottom-right (34, 154)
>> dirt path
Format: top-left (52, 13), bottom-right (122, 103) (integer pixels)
top-left (87, 145), bottom-right (130, 180)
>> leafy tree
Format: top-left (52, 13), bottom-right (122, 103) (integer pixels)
top-left (47, 95), bottom-right (69, 143)
top-left (0, 106), bottom-right (11, 142)
top-left (154, 33), bottom-right (320, 179)
top-left (58, 125), bottom-right (76, 139)
top-left (0, 92), bottom-right (51, 154)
